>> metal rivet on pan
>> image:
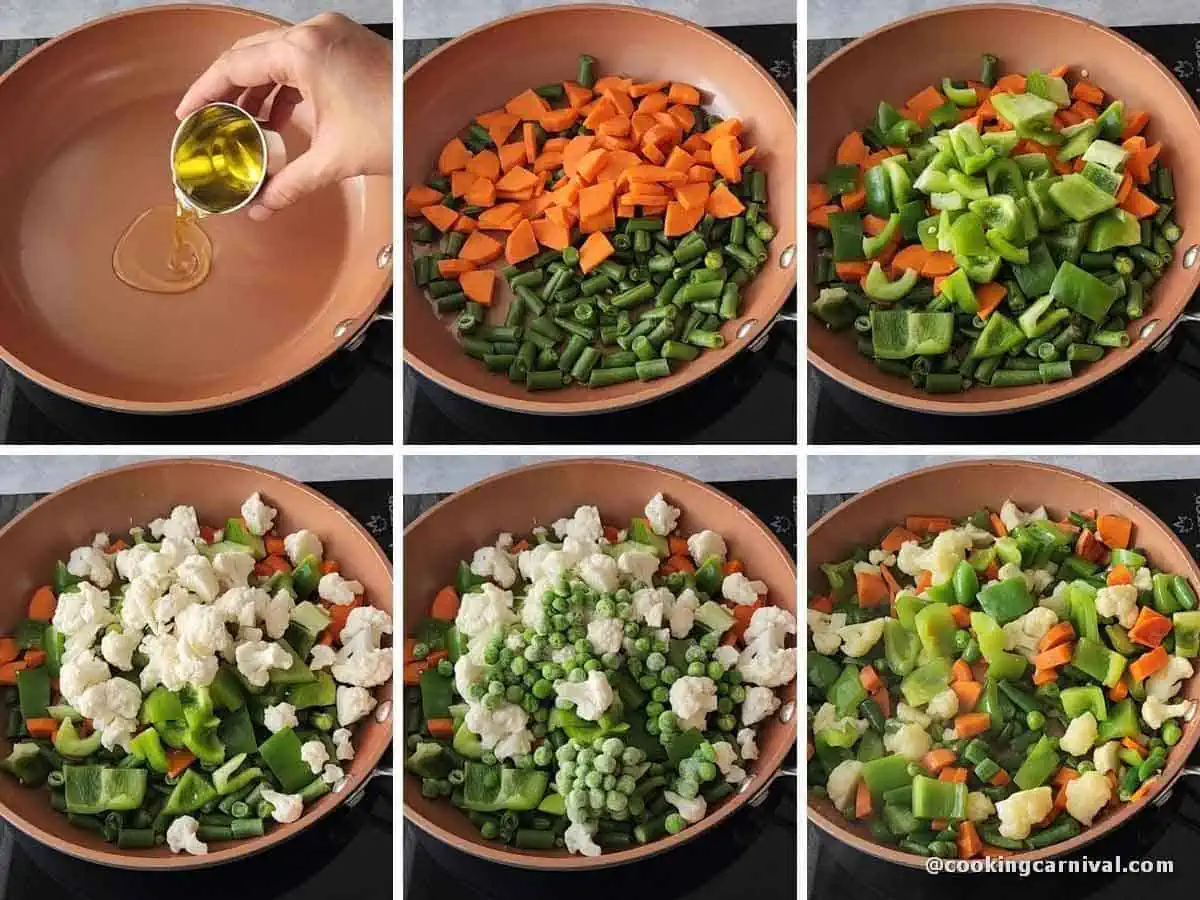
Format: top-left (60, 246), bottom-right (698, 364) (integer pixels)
top-left (778, 701), bottom-right (795, 723)
top-left (377, 244), bottom-right (393, 269)
top-left (375, 699), bottom-right (392, 723)
top-left (334, 318), bottom-right (355, 339)
top-left (736, 318), bottom-right (759, 340)
top-left (1140, 319), bottom-right (1160, 341)
top-left (779, 244), bottom-right (795, 268)
top-left (1184, 245), bottom-right (1200, 269)
top-left (1080, 68), bottom-right (1089, 79)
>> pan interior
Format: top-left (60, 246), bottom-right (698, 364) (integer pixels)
top-left (0, 9), bottom-right (370, 405)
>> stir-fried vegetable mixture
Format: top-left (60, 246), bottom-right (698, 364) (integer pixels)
top-left (808, 500), bottom-right (1197, 858)
top-left (404, 496), bottom-right (796, 856)
top-left (404, 54), bottom-right (777, 391)
top-left (809, 54), bottom-right (1180, 393)
top-left (0, 496), bottom-right (392, 855)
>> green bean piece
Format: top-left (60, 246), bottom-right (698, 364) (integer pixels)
top-left (677, 281), bottom-right (724, 304)
top-left (504, 294), bottom-right (526, 329)
top-left (924, 372), bottom-right (963, 393)
top-left (117, 827), bottom-right (156, 849)
top-left (535, 346), bottom-right (559, 369)
top-left (602, 350), bottom-right (637, 369)
top-left (554, 316), bottom-right (597, 341)
top-left (754, 218), bottom-right (777, 242)
top-left (577, 54), bottom-right (597, 88)
top-left (611, 282), bottom-right (656, 309)
top-left (729, 217), bottom-right (747, 247)
top-left (686, 329), bottom-right (725, 349)
top-left (597, 259), bottom-right (628, 282)
top-left (510, 268), bottom-right (545, 290)
top-left (434, 292), bottom-right (468, 315)
top-left (427, 278), bottom-right (461, 299)
top-left (527, 369), bottom-right (565, 391)
top-left (477, 325), bottom-right (521, 343)
top-left (483, 353), bottom-right (516, 372)
top-left (1093, 330), bottom-right (1131, 348)
top-left (559, 334), bottom-right (588, 373)
top-left (990, 368), bottom-right (1041, 387)
top-left (635, 359), bottom-right (671, 381)
top-left (980, 53), bottom-right (999, 87)
top-left (442, 230), bottom-right (466, 257)
top-left (570, 346), bottom-right (601, 382)
top-left (460, 337), bottom-right (493, 360)
top-left (719, 283), bottom-right (740, 320)
top-left (589, 366), bottom-right (638, 387)
top-left (673, 236), bottom-right (708, 265)
top-left (660, 340), bottom-right (700, 362)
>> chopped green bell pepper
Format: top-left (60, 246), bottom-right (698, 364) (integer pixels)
top-left (811, 287), bottom-right (857, 331)
top-left (1018, 294), bottom-right (1070, 340)
top-left (1087, 209), bottom-right (1140, 252)
top-left (937, 267), bottom-right (977, 314)
top-left (1073, 637), bottom-right (1127, 687)
top-left (1080, 160), bottom-right (1122, 195)
top-left (462, 761), bottom-right (548, 812)
top-left (942, 78), bottom-right (979, 108)
top-left (896, 593), bottom-right (929, 631)
top-left (986, 229), bottom-right (1030, 264)
top-left (1057, 121), bottom-right (1099, 162)
top-left (915, 603), bottom-right (957, 658)
top-left (863, 263), bottom-right (919, 302)
top-left (212, 752), bottom-right (264, 795)
top-left (900, 658), bottom-right (952, 706)
top-left (1013, 735), bottom-right (1060, 790)
top-left (830, 664), bottom-right (868, 718)
top-left (1012, 239), bottom-right (1058, 297)
top-left (970, 195), bottom-right (1021, 242)
top-left (1044, 221), bottom-right (1091, 266)
top-left (1, 743), bottom-right (49, 786)
top-left (1049, 174), bottom-right (1118, 222)
top-left (1152, 573), bottom-right (1180, 615)
top-left (258, 727), bottom-right (314, 793)
top-left (1049, 260), bottom-right (1118, 323)
top-left (870, 308), bottom-right (954, 358)
top-left (54, 719), bottom-right (102, 759)
top-left (1082, 138), bottom-right (1128, 171)
top-left (884, 619), bottom-right (921, 677)
top-left (864, 164), bottom-right (894, 217)
top-left (1027, 179), bottom-right (1066, 231)
top-left (911, 774), bottom-right (967, 819)
top-left (1060, 685), bottom-right (1108, 721)
top-left (971, 312), bottom-right (1025, 359)
top-left (16, 665), bottom-right (50, 720)
top-left (129, 727), bottom-right (169, 773)
top-left (978, 577), bottom-right (1033, 625)
top-left (882, 156), bottom-right (915, 205)
top-left (952, 560), bottom-right (980, 607)
top-left (291, 555), bottom-right (323, 599)
top-left (825, 163), bottom-right (861, 197)
top-left (1095, 101), bottom-right (1125, 141)
top-left (863, 213), bottom-right (902, 259)
top-left (1173, 610), bottom-right (1200, 658)
top-left (694, 557), bottom-right (724, 595)
top-left (991, 92), bottom-right (1058, 130)
top-left (162, 769), bottom-right (216, 815)
top-left (861, 753), bottom-right (915, 799)
top-left (1097, 698), bottom-right (1139, 742)
top-left (1025, 71), bottom-right (1070, 107)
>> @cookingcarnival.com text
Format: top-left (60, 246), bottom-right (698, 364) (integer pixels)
top-left (926, 855), bottom-right (1174, 875)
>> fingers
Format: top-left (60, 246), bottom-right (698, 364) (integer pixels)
top-left (175, 36), bottom-right (302, 120)
top-left (265, 86), bottom-right (303, 132)
top-left (247, 148), bottom-right (336, 221)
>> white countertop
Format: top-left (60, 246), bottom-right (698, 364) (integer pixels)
top-left (809, 455), bottom-right (1200, 495)
top-left (809, 0), bottom-right (1200, 40)
top-left (0, 455), bottom-right (392, 495)
top-left (0, 0), bottom-right (391, 40)
top-left (403, 455), bottom-right (797, 495)
top-left (403, 0), bottom-right (795, 40)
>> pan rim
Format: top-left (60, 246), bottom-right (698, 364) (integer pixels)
top-left (806, 2), bottom-right (1200, 417)
top-left (402, 3), bottom-right (796, 417)
top-left (0, 456), bottom-right (394, 870)
top-left (401, 456), bottom-right (798, 869)
top-left (805, 457), bottom-right (1200, 869)
top-left (0, 3), bottom-right (393, 415)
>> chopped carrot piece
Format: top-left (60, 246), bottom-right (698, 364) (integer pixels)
top-left (953, 712), bottom-right (992, 739)
top-left (1038, 621), bottom-right (1076, 652)
top-left (1107, 564), bottom-right (1133, 587)
top-left (430, 586), bottom-right (459, 621)
top-left (880, 526), bottom-right (920, 551)
top-left (1129, 645), bottom-right (1169, 680)
top-left (1032, 642), bottom-right (1074, 670)
top-left (950, 680), bottom-right (982, 712)
top-left (1128, 606), bottom-right (1172, 648)
top-left (856, 570), bottom-right (889, 608)
top-left (835, 130), bottom-right (868, 166)
top-left (922, 748), bottom-right (957, 775)
top-left (1096, 514), bottom-right (1133, 549)
top-left (28, 586), bottom-right (57, 622)
top-left (859, 665), bottom-right (883, 694)
top-left (854, 778), bottom-right (873, 819)
top-left (957, 821), bottom-right (983, 859)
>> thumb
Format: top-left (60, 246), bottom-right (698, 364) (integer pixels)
top-left (248, 148), bottom-right (337, 221)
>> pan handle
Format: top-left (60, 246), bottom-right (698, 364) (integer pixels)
top-left (1152, 311), bottom-right (1200, 353)
top-left (743, 311), bottom-right (798, 352)
top-left (345, 765), bottom-right (394, 808)
top-left (1152, 764), bottom-right (1200, 807)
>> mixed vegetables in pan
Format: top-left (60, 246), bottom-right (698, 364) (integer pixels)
top-left (404, 54), bottom-right (777, 391)
top-left (808, 500), bottom-right (1197, 857)
top-left (404, 496), bottom-right (796, 856)
top-left (809, 53), bottom-right (1181, 393)
top-left (0, 496), bottom-right (392, 855)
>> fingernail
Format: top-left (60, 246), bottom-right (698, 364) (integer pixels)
top-left (248, 204), bottom-right (273, 222)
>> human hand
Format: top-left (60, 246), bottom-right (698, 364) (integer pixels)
top-left (177, 12), bottom-right (392, 221)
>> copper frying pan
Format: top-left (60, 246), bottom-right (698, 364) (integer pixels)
top-left (0, 6), bottom-right (392, 414)
top-left (403, 458), bottom-right (797, 868)
top-left (403, 5), bottom-right (797, 416)
top-left (807, 458), bottom-right (1200, 868)
top-left (0, 458), bottom-right (394, 869)
top-left (808, 5), bottom-right (1200, 416)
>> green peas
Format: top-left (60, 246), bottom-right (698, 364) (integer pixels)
top-left (499, 648), bottom-right (514, 665)
top-left (695, 742), bottom-right (716, 762)
top-left (601, 652), bottom-right (621, 669)
top-left (622, 746), bottom-right (644, 765)
top-left (567, 788), bottom-right (588, 810)
top-left (727, 670), bottom-right (743, 685)
top-left (531, 679), bottom-right (553, 699)
top-left (595, 755), bottom-right (616, 775)
top-left (515, 754), bottom-right (534, 770)
top-left (568, 667), bottom-right (587, 683)
top-left (646, 652), bottom-right (666, 672)
top-left (617, 602), bottom-right (634, 619)
top-left (675, 777), bottom-right (700, 800)
top-left (651, 686), bottom-right (669, 703)
top-left (437, 658), bottom-right (453, 677)
top-left (412, 642), bottom-right (430, 660)
top-left (548, 632), bottom-right (566, 649)
top-left (511, 657), bottom-right (528, 676)
top-left (639, 675), bottom-right (658, 692)
top-left (634, 637), bottom-right (652, 654)
top-left (706, 661), bottom-right (725, 680)
top-left (653, 639), bottom-right (669, 654)
top-left (699, 632), bottom-right (720, 652)
top-left (574, 638), bottom-right (591, 655)
top-left (584, 659), bottom-right (601, 672)
top-left (646, 701), bottom-right (665, 718)
top-left (1026, 710), bottom-right (1045, 730)
top-left (487, 680), bottom-right (505, 697)
top-left (716, 714), bottom-right (737, 732)
top-left (627, 658), bottom-right (644, 677)
top-left (606, 791), bottom-right (628, 812)
top-left (522, 694), bottom-right (539, 714)
top-left (616, 774), bottom-right (637, 795)
top-left (595, 599), bottom-right (615, 618)
top-left (685, 645), bottom-right (707, 663)
top-left (589, 788), bottom-right (606, 810)
top-left (660, 666), bottom-right (680, 684)
top-left (480, 819), bottom-right (499, 839)
top-left (1163, 720), bottom-right (1183, 746)
top-left (585, 770), bottom-right (604, 789)
top-left (602, 737), bottom-right (625, 756)
top-left (482, 693), bottom-right (503, 711)
top-left (658, 710), bottom-right (679, 731)
top-left (697, 761), bottom-right (717, 782)
top-left (717, 697), bottom-right (733, 714)
top-left (687, 662), bottom-right (706, 677)
top-left (483, 646), bottom-right (500, 665)
top-left (664, 813), bottom-right (685, 835)
top-left (551, 613), bottom-right (569, 632)
top-left (623, 621), bottom-right (639, 638)
top-left (954, 630), bottom-right (971, 650)
top-left (646, 719), bottom-right (661, 735)
top-left (467, 683), bottom-right (486, 701)
top-left (716, 681), bottom-right (730, 696)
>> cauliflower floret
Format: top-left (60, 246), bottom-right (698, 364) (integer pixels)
top-left (99, 629), bottom-right (139, 671)
top-left (58, 651), bottom-right (111, 709)
top-left (578, 553), bottom-right (619, 594)
top-left (812, 702), bottom-right (868, 738)
top-left (464, 700), bottom-right (530, 760)
top-left (883, 723), bottom-right (931, 761)
top-left (149, 506), bottom-right (201, 544)
top-left (318, 572), bottom-right (365, 606)
top-left (1142, 696), bottom-right (1196, 730)
top-left (75, 677), bottom-right (141, 750)
top-left (263, 702), bottom-right (299, 733)
top-left (212, 551), bottom-right (256, 590)
top-left (669, 675), bottom-right (718, 731)
top-left (586, 617), bottom-right (625, 656)
top-left (1095, 585), bottom-right (1139, 630)
top-left (745, 606), bottom-right (797, 646)
top-left (240, 493), bottom-right (277, 536)
top-left (470, 545), bottom-right (517, 589)
top-left (668, 588), bottom-right (699, 639)
top-left (283, 529), bottom-right (324, 566)
top-left (67, 546), bottom-right (114, 588)
top-left (1065, 771), bottom-right (1112, 826)
top-left (166, 815), bottom-right (208, 855)
top-left (686, 530), bottom-right (727, 567)
top-left (260, 788), bottom-right (303, 824)
top-left (713, 644), bottom-right (740, 671)
top-left (896, 529), bottom-right (973, 586)
top-left (632, 586), bottom-right (675, 629)
top-left (300, 739), bottom-right (330, 775)
top-left (1093, 740), bottom-right (1121, 775)
top-left (1133, 567), bottom-right (1154, 593)
top-left (1003, 606), bottom-right (1059, 659)
top-left (236, 640), bottom-right (292, 688)
top-left (309, 644), bottom-right (337, 671)
top-left (336, 685), bottom-right (378, 726)
top-left (332, 727), bottom-right (355, 761)
top-left (331, 643), bottom-right (393, 689)
top-left (722, 572), bottom-right (769, 606)
top-left (1146, 655), bottom-right (1194, 702)
top-left (742, 685), bottom-right (782, 726)
top-left (53, 582), bottom-right (114, 656)
top-left (966, 791), bottom-right (996, 823)
top-left (664, 789), bottom-right (708, 824)
top-left (564, 821), bottom-right (601, 857)
top-left (999, 500), bottom-right (1047, 533)
top-left (322, 764), bottom-right (345, 787)
top-left (455, 583), bottom-right (517, 644)
top-left (825, 760), bottom-right (864, 813)
top-left (711, 741), bottom-right (747, 784)
top-left (175, 603), bottom-right (232, 658)
top-left (896, 702), bottom-right (932, 729)
top-left (739, 607), bottom-right (797, 687)
top-left (1059, 711), bottom-right (1099, 757)
top-left (617, 550), bottom-right (659, 588)
top-left (926, 689), bottom-right (960, 722)
top-left (737, 727), bottom-right (759, 760)
top-left (868, 549), bottom-right (897, 567)
top-left (808, 610), bottom-right (847, 656)
top-left (836, 618), bottom-right (886, 658)
top-left (555, 670), bottom-right (614, 722)
top-left (996, 786), bottom-right (1053, 840)
top-left (644, 493), bottom-right (681, 537)
top-left (174, 555), bottom-right (219, 604)
top-left (552, 505), bottom-right (604, 546)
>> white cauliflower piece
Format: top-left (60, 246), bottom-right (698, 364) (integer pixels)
top-left (554, 670), bottom-right (614, 722)
top-left (926, 689), bottom-right (961, 722)
top-left (825, 760), bottom-right (864, 813)
top-left (309, 644), bottom-right (337, 671)
top-left (240, 493), bottom-right (277, 536)
top-left (586, 617), bottom-right (625, 656)
top-left (212, 551), bottom-right (256, 590)
top-left (668, 587), bottom-right (699, 639)
top-left (742, 685), bottom-right (781, 726)
top-left (318, 573), bottom-right (365, 607)
top-left (283, 529), bottom-right (324, 566)
top-left (149, 506), bottom-right (201, 543)
top-left (336, 685), bottom-right (378, 726)
top-left (966, 791), bottom-right (996, 823)
top-left (896, 528), bottom-right (973, 585)
top-left (1133, 567), bottom-right (1154, 593)
top-left (664, 789), bottom-right (708, 824)
top-left (668, 675), bottom-right (718, 731)
top-left (300, 739), bottom-right (330, 775)
top-left (1003, 606), bottom-right (1059, 659)
top-left (1059, 711), bottom-right (1099, 757)
top-left (722, 572), bottom-right (769, 606)
top-left (996, 786), bottom-right (1053, 840)
top-left (235, 640), bottom-right (292, 688)
top-left (1095, 585), bottom-right (1139, 630)
top-left (1065, 771), bottom-right (1112, 826)
top-left (470, 546), bottom-right (517, 590)
top-left (454, 583), bottom-right (517, 643)
top-left (564, 821), bottom-right (602, 857)
top-left (1093, 740), bottom-right (1121, 775)
top-left (166, 816), bottom-right (208, 855)
top-left (332, 728), bottom-right (355, 761)
top-left (67, 546), bottom-right (114, 588)
top-left (1146, 656), bottom-right (1194, 702)
top-left (552, 505), bottom-right (604, 546)
top-left (260, 788), bottom-right (303, 824)
top-left (617, 549), bottom-right (659, 587)
top-left (1142, 696), bottom-right (1196, 730)
top-left (836, 618), bottom-right (886, 658)
top-left (737, 727), bottom-right (759, 760)
top-left (812, 702), bottom-right (867, 738)
top-left (883, 723), bottom-right (931, 761)
top-left (644, 493), bottom-right (681, 537)
top-left (896, 702), bottom-right (932, 729)
top-left (99, 629), bottom-right (139, 671)
top-left (263, 702), bottom-right (299, 733)
top-left (686, 530), bottom-right (727, 567)
top-left (578, 553), bottom-right (620, 594)
top-left (808, 609), bottom-right (846, 656)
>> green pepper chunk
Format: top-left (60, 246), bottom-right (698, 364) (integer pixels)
top-left (970, 312), bottom-right (1025, 359)
top-left (863, 213), bottom-right (901, 259)
top-left (1013, 735), bottom-right (1060, 790)
top-left (864, 165), bottom-right (894, 217)
top-left (1087, 209), bottom-right (1141, 252)
top-left (291, 555), bottom-right (324, 599)
top-left (991, 91), bottom-right (1058, 130)
top-left (861, 754), bottom-right (914, 799)
top-left (942, 78), bottom-right (979, 108)
top-left (900, 658), bottom-right (952, 706)
top-left (54, 719), bottom-right (103, 759)
top-left (970, 195), bottom-right (1021, 242)
top-left (952, 560), bottom-right (980, 607)
top-left (829, 664), bottom-right (868, 718)
top-left (461, 761), bottom-right (549, 812)
top-left (1072, 637), bottom-right (1127, 687)
top-left (896, 593), bottom-right (929, 631)
top-left (1060, 685), bottom-right (1108, 721)
top-left (911, 774), bottom-right (967, 819)
top-left (129, 726), bottom-right (169, 773)
top-left (870, 308), bottom-right (954, 357)
top-left (825, 163), bottom-right (860, 197)
top-left (1057, 121), bottom-right (1099, 162)
top-left (977, 577), bottom-right (1033, 625)
top-left (258, 727), bottom-right (314, 793)
top-left (1025, 71), bottom-right (1070, 107)
top-left (937, 268), bottom-right (977, 314)
top-left (16, 666), bottom-right (50, 720)
top-left (1048, 174), bottom-right (1118, 222)
top-left (1049, 261), bottom-right (1118, 323)
top-left (1068, 581), bottom-right (1102, 644)
top-left (1097, 698), bottom-right (1139, 742)
top-left (915, 603), bottom-right (958, 658)
top-left (1174, 610), bottom-right (1200, 658)
top-left (883, 618), bottom-right (921, 676)
top-left (162, 769), bottom-right (216, 815)
top-left (1, 743), bottom-right (50, 786)
top-left (863, 263), bottom-right (919, 302)
top-left (986, 229), bottom-right (1030, 264)
top-left (811, 287), bottom-right (857, 331)
top-left (1082, 137), bottom-right (1128, 171)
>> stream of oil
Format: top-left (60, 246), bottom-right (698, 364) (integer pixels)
top-left (112, 203), bottom-right (212, 294)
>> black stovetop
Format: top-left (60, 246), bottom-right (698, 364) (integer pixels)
top-left (0, 477), bottom-right (393, 900)
top-left (404, 475), bottom-right (797, 900)
top-left (0, 26), bottom-right (393, 445)
top-left (404, 24), bottom-right (798, 445)
top-left (808, 23), bottom-right (1200, 445)
top-left (807, 475), bottom-right (1200, 895)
